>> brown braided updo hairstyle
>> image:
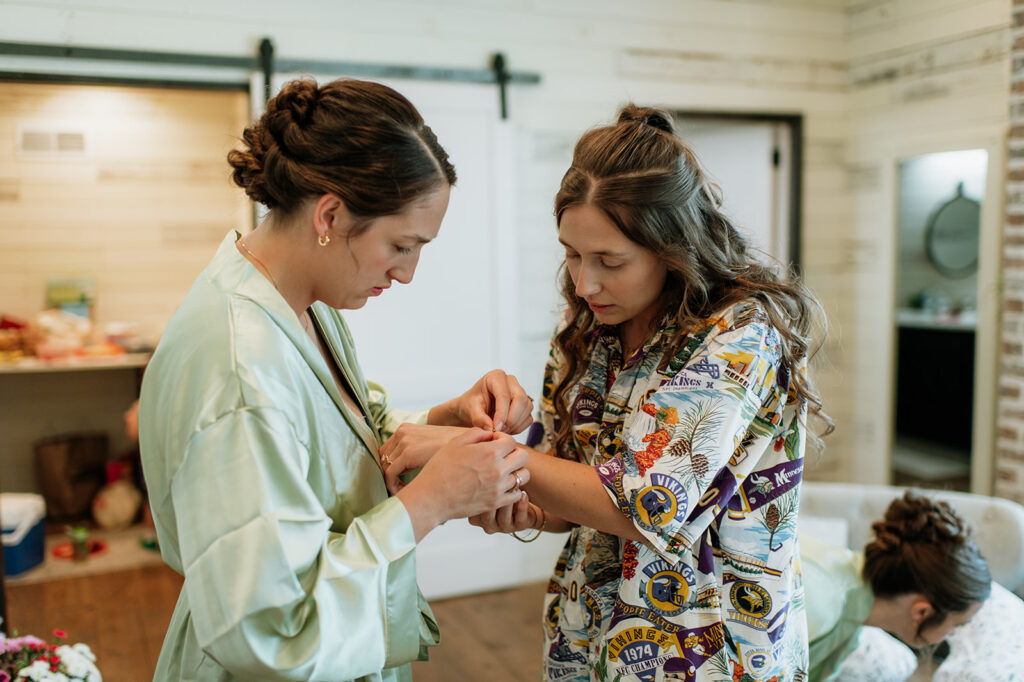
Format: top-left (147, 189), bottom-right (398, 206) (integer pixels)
top-left (550, 104), bottom-right (831, 458)
top-left (228, 78), bottom-right (456, 233)
top-left (863, 491), bottom-right (991, 635)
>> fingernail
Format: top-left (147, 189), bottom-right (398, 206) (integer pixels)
top-left (495, 421), bottom-right (505, 433)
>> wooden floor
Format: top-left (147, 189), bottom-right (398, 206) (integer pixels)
top-left (5, 565), bottom-right (547, 681)
top-left (5, 564), bottom-right (183, 682)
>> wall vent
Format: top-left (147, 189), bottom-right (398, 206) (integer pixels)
top-left (17, 127), bottom-right (87, 156)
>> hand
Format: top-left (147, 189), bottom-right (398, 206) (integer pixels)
top-left (469, 496), bottom-right (542, 535)
top-left (380, 423), bottom-right (469, 494)
top-left (438, 369), bottom-right (534, 434)
top-left (397, 429), bottom-right (532, 534)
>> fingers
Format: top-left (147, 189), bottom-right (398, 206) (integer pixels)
top-left (384, 460), bottom-right (406, 495)
top-left (505, 466), bottom-right (531, 493)
top-left (454, 426), bottom-right (499, 446)
top-left (469, 509), bottom-right (500, 534)
top-left (495, 496), bottom-right (516, 530)
top-left (484, 370), bottom-right (511, 433)
top-left (498, 374), bottom-right (531, 435)
top-left (500, 446), bottom-right (530, 477)
top-left (513, 497), bottom-right (533, 530)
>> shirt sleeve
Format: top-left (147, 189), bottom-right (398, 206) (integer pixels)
top-left (595, 318), bottom-right (787, 562)
top-left (171, 405), bottom-right (428, 680)
top-left (366, 380), bottom-right (429, 440)
top-left (524, 347), bottom-right (561, 455)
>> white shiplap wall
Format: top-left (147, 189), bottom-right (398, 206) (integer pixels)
top-left (844, 0), bottom-right (1011, 490)
top-left (4, 0), bottom-right (1008, 488)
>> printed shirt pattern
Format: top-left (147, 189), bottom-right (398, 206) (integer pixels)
top-left (527, 301), bottom-right (809, 682)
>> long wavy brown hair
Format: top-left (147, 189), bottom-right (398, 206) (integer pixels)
top-left (550, 104), bottom-right (833, 457)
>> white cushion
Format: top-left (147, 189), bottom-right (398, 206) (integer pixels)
top-left (800, 482), bottom-right (1024, 593)
top-left (799, 514), bottom-right (850, 549)
top-left (834, 626), bottom-right (917, 682)
top-left (932, 582), bottom-right (1024, 681)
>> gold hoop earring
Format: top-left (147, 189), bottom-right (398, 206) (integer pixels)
top-left (318, 233), bottom-right (331, 247)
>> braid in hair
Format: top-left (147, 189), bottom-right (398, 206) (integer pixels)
top-left (863, 491), bottom-right (991, 635)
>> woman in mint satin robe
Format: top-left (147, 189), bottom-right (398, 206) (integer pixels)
top-left (139, 78), bottom-right (533, 682)
top-left (803, 493), bottom-right (990, 681)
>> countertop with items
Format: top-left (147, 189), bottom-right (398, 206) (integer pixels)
top-left (0, 311), bottom-right (153, 373)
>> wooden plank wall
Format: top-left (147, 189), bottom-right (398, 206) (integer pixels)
top-left (0, 83), bottom-right (250, 494)
top-left (0, 0), bottom-right (1011, 488)
top-left (844, 0), bottom-right (1011, 487)
top-left (0, 83), bottom-right (251, 338)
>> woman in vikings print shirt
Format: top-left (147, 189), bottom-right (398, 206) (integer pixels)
top-left (381, 105), bottom-right (831, 682)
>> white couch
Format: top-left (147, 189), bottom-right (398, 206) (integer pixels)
top-left (800, 481), bottom-right (1024, 595)
top-left (799, 481), bottom-right (1024, 681)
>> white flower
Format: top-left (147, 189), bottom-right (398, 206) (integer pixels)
top-left (16, 660), bottom-right (54, 680)
top-left (13, 643), bottom-right (101, 682)
top-left (55, 644), bottom-right (100, 681)
top-left (70, 644), bottom-right (95, 664)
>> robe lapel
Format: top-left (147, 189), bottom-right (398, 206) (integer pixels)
top-left (307, 306), bottom-right (383, 457)
top-left (228, 231), bottom-right (381, 461)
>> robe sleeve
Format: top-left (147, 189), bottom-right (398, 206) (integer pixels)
top-left (172, 404), bottom-right (425, 680)
top-left (366, 380), bottom-right (429, 440)
top-left (595, 318), bottom-right (788, 562)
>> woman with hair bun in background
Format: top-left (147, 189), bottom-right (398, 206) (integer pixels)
top-left (138, 78), bottom-right (534, 681)
top-left (803, 491), bottom-right (991, 681)
top-left (383, 104), bottom-right (832, 681)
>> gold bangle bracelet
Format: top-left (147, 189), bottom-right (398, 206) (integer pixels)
top-left (511, 507), bottom-right (547, 543)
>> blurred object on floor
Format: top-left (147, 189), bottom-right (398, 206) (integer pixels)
top-left (6, 525), bottom-right (164, 587)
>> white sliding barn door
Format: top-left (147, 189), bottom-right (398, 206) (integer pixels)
top-left (678, 118), bottom-right (793, 266)
top-left (254, 74), bottom-right (565, 598)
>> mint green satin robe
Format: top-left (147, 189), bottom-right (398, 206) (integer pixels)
top-left (802, 535), bottom-right (874, 682)
top-left (139, 232), bottom-right (438, 681)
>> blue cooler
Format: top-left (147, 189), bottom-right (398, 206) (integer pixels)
top-left (2, 493), bottom-right (46, 576)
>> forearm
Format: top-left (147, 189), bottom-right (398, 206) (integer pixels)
top-left (520, 448), bottom-right (644, 542)
top-left (537, 508), bottom-right (576, 534)
top-left (395, 484), bottom-right (445, 543)
top-left (426, 399), bottom-right (460, 427)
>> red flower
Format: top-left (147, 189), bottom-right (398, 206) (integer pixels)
top-left (52, 629), bottom-right (66, 639)
top-left (635, 429), bottom-right (670, 475)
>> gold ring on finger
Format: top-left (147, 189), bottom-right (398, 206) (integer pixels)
top-left (512, 469), bottom-right (522, 491)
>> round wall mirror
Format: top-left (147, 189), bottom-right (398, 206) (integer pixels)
top-left (924, 182), bottom-right (980, 278)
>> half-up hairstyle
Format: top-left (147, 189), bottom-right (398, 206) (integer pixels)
top-left (863, 491), bottom-right (991, 635)
top-left (550, 104), bottom-right (831, 457)
top-left (228, 78), bottom-right (456, 232)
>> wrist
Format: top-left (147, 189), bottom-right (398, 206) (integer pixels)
top-left (534, 506), bottom-right (547, 532)
top-left (396, 480), bottom-right (446, 542)
top-left (427, 399), bottom-right (461, 427)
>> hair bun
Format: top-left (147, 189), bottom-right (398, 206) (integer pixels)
top-left (873, 491), bottom-right (969, 550)
top-left (617, 105), bottom-right (674, 134)
top-left (272, 79), bottom-right (319, 128)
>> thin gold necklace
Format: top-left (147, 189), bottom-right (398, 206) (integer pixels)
top-left (237, 238), bottom-right (310, 332)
